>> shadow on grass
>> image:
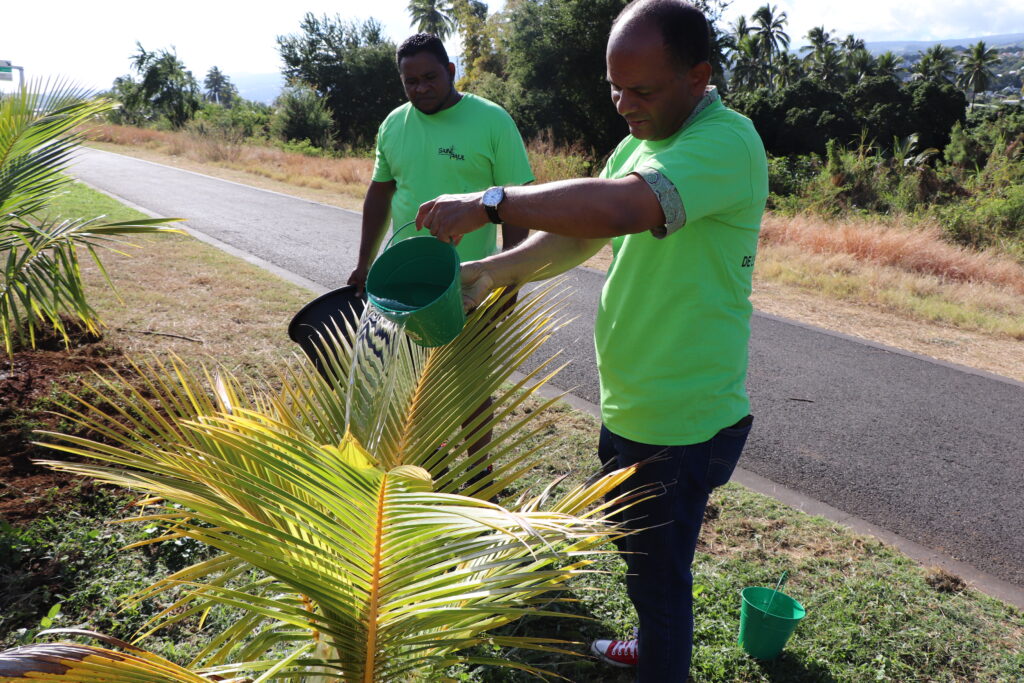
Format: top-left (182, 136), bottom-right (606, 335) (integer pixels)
top-left (753, 651), bottom-right (837, 682)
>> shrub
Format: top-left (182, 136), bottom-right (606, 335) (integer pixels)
top-left (939, 183), bottom-right (1024, 248)
top-left (271, 83), bottom-right (335, 149)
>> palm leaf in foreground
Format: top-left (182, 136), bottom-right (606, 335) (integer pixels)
top-left (0, 630), bottom-right (228, 682)
top-left (30, 285), bottom-right (642, 680)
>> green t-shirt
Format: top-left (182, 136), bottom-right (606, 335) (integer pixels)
top-left (372, 93), bottom-right (534, 262)
top-left (594, 94), bottom-right (768, 445)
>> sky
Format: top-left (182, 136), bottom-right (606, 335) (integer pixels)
top-left (2, 0), bottom-right (1023, 94)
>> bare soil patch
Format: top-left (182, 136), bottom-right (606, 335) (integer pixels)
top-left (0, 328), bottom-right (131, 524)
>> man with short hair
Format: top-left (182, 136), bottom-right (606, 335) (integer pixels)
top-left (348, 33), bottom-right (533, 288)
top-left (348, 33), bottom-right (534, 469)
top-left (416, 1), bottom-right (768, 679)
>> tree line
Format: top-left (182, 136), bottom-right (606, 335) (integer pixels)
top-left (105, 1), bottom-right (1022, 163)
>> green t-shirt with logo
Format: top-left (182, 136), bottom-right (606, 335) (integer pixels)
top-left (594, 96), bottom-right (768, 446)
top-left (372, 93), bottom-right (534, 262)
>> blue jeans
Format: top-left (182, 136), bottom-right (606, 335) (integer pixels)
top-left (597, 415), bottom-right (753, 682)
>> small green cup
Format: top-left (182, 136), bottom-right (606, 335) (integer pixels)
top-left (738, 585), bottom-right (806, 660)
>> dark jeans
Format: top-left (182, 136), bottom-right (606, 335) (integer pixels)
top-left (597, 415), bottom-right (753, 682)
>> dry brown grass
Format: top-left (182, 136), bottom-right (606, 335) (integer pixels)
top-left (760, 213), bottom-right (1024, 295)
top-left (88, 124), bottom-right (373, 198)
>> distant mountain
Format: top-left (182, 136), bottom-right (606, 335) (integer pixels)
top-left (229, 72), bottom-right (285, 104)
top-left (864, 33), bottom-right (1024, 56)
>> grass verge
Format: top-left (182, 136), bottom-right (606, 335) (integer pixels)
top-left (5, 178), bottom-right (1020, 680)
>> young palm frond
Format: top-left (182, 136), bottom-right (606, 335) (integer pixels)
top-left (0, 630), bottom-right (231, 682)
top-left (0, 78), bottom-right (181, 354)
top-left (29, 285), bottom-right (641, 681)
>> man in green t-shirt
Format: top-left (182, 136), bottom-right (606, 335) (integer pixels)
top-left (347, 33), bottom-right (534, 477)
top-left (347, 33), bottom-right (534, 288)
top-left (415, 2), bottom-right (768, 680)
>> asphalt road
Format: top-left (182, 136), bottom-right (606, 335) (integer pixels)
top-left (71, 147), bottom-right (1024, 594)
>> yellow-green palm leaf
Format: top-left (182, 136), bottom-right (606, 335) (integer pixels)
top-left (0, 630), bottom-right (236, 682)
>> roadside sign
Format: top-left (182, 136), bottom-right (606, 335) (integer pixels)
top-left (0, 60), bottom-right (12, 81)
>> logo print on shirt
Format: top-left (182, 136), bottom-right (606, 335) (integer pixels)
top-left (438, 145), bottom-right (465, 161)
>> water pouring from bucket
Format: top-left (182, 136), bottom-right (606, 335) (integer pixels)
top-left (366, 221), bottom-right (466, 348)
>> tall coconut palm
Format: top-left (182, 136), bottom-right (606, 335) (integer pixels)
top-left (203, 66), bottom-right (236, 106)
top-left (801, 25), bottom-right (835, 60)
top-left (752, 4), bottom-right (790, 82)
top-left (845, 47), bottom-right (876, 82)
top-left (774, 51), bottom-right (803, 89)
top-left (408, 0), bottom-right (456, 41)
top-left (808, 43), bottom-right (844, 84)
top-left (875, 51), bottom-right (903, 79)
top-left (958, 41), bottom-right (1000, 105)
top-left (730, 33), bottom-right (769, 91)
top-left (0, 79), bottom-right (180, 355)
top-left (1, 286), bottom-right (641, 681)
top-left (911, 44), bottom-right (957, 84)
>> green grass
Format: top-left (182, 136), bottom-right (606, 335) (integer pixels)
top-left (3, 182), bottom-right (1022, 681)
top-left (47, 179), bottom-right (153, 224)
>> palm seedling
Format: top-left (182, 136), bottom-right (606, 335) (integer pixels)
top-left (0, 285), bottom-right (642, 682)
top-left (0, 78), bottom-right (181, 355)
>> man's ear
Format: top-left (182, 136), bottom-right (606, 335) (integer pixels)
top-left (447, 62), bottom-right (457, 81)
top-left (689, 61), bottom-right (712, 95)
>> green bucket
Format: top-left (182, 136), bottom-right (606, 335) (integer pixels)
top-left (738, 586), bottom-right (806, 660)
top-left (366, 222), bottom-right (465, 348)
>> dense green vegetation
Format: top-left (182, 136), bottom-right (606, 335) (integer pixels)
top-left (767, 106), bottom-right (1024, 256)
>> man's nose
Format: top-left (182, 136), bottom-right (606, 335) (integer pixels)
top-left (614, 91), bottom-right (635, 116)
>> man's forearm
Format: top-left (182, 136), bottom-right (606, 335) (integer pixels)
top-left (418, 174), bottom-right (664, 244)
top-left (478, 231), bottom-right (607, 288)
top-left (357, 182), bottom-right (396, 267)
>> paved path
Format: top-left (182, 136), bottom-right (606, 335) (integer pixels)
top-left (71, 148), bottom-right (1024, 604)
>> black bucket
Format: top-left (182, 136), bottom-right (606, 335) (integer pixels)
top-left (288, 286), bottom-right (366, 380)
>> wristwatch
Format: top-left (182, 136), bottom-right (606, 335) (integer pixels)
top-left (482, 186), bottom-right (506, 224)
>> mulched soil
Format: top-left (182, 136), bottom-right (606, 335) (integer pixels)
top-left (0, 327), bottom-right (131, 524)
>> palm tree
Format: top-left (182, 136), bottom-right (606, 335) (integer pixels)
top-left (752, 4), bottom-right (790, 82)
top-left (408, 0), bottom-right (456, 41)
top-left (840, 33), bottom-right (866, 53)
top-left (130, 43), bottom-right (202, 128)
top-left (203, 66), bottom-right (236, 106)
top-left (845, 47), bottom-right (876, 82)
top-left (730, 14), bottom-right (752, 42)
top-left (730, 33), bottom-right (769, 91)
top-left (875, 51), bottom-right (903, 79)
top-left (0, 79), bottom-right (180, 355)
top-left (808, 43), bottom-right (843, 84)
top-left (774, 51), bottom-right (803, 89)
top-left (958, 41), bottom-right (1000, 106)
top-left (911, 44), bottom-right (957, 84)
top-left (802, 25), bottom-right (835, 60)
top-left (1, 286), bottom-right (640, 681)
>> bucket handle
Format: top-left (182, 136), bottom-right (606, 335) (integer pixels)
top-left (382, 220), bottom-right (422, 252)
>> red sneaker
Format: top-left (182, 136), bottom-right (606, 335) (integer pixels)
top-left (590, 637), bottom-right (638, 668)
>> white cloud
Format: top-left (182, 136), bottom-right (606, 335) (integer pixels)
top-left (722, 0), bottom-right (1024, 45)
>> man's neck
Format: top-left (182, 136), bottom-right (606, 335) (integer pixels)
top-left (433, 88), bottom-right (462, 114)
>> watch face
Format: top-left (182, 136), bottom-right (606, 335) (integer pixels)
top-left (483, 186), bottom-right (504, 207)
